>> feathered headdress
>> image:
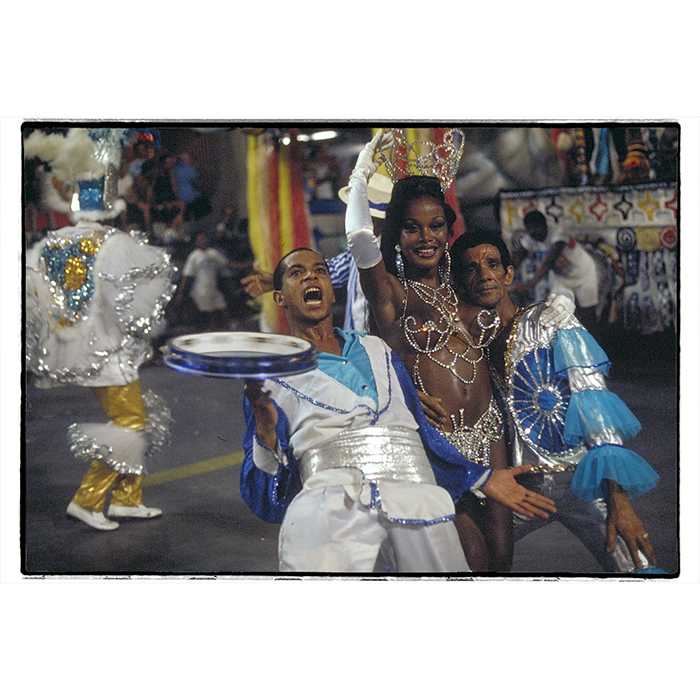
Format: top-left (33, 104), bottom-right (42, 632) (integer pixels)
top-left (24, 128), bottom-right (128, 222)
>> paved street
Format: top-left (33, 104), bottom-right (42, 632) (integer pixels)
top-left (22, 354), bottom-right (678, 577)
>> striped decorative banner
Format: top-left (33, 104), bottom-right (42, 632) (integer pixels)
top-left (246, 131), bottom-right (313, 333)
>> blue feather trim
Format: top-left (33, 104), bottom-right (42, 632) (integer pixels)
top-left (570, 444), bottom-right (659, 501)
top-left (552, 327), bottom-right (611, 376)
top-left (564, 390), bottom-right (641, 446)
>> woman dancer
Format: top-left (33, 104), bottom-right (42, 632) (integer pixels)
top-left (344, 130), bottom-right (545, 570)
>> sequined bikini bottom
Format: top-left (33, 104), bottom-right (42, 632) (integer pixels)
top-left (439, 397), bottom-right (504, 467)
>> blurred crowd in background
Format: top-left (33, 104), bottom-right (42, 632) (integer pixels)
top-left (22, 124), bottom-right (679, 368)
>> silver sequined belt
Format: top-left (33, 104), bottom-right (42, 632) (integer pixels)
top-left (300, 426), bottom-right (436, 485)
top-left (439, 397), bottom-right (504, 466)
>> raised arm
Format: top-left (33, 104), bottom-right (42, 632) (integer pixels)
top-left (345, 132), bottom-right (404, 336)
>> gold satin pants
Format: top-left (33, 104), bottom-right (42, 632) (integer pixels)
top-left (72, 381), bottom-right (146, 512)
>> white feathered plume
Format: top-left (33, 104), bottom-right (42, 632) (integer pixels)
top-left (23, 129), bottom-right (107, 181)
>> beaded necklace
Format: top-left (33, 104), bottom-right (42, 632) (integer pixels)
top-left (399, 252), bottom-right (500, 392)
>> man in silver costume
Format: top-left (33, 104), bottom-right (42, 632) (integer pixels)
top-left (447, 232), bottom-right (659, 572)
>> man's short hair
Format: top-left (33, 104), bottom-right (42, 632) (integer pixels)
top-left (451, 231), bottom-right (513, 271)
top-left (523, 209), bottom-right (547, 229)
top-left (272, 247), bottom-right (324, 290)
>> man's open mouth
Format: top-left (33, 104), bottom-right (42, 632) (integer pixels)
top-left (303, 286), bottom-right (323, 304)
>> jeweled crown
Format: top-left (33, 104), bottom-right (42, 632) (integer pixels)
top-left (375, 128), bottom-right (465, 193)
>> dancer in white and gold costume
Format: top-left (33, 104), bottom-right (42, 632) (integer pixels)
top-left (25, 129), bottom-right (175, 531)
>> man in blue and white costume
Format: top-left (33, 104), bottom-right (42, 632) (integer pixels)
top-left (451, 232), bottom-right (659, 572)
top-left (240, 247), bottom-right (556, 573)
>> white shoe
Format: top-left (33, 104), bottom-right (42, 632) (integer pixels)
top-left (66, 501), bottom-right (119, 531)
top-left (107, 504), bottom-right (163, 519)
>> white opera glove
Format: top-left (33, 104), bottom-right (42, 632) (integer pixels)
top-left (349, 131), bottom-right (386, 185)
top-left (541, 290), bottom-right (575, 328)
top-left (347, 227), bottom-right (382, 269)
top-left (346, 133), bottom-right (382, 235)
top-left (345, 131), bottom-right (391, 269)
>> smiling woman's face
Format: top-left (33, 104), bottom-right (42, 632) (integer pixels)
top-left (398, 196), bottom-right (449, 273)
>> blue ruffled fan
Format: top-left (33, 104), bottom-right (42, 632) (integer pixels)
top-left (511, 347), bottom-right (584, 457)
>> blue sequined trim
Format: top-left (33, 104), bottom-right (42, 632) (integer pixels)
top-left (274, 349), bottom-right (393, 425)
top-left (382, 513), bottom-right (456, 526)
top-left (271, 472), bottom-right (284, 506)
top-left (41, 238), bottom-right (100, 317)
top-left (510, 346), bottom-right (574, 454)
top-left (367, 480), bottom-right (455, 526)
top-left (369, 481), bottom-right (382, 509)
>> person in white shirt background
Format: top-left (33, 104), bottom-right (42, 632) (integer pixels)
top-left (175, 231), bottom-right (231, 330)
top-left (511, 209), bottom-right (600, 334)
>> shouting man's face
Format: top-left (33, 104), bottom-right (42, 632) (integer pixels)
top-left (273, 249), bottom-right (335, 324)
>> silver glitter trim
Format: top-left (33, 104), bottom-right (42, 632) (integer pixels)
top-left (143, 390), bottom-right (173, 456)
top-left (66, 423), bottom-right (145, 475)
top-left (300, 426), bottom-right (436, 485)
top-left (98, 250), bottom-right (176, 340)
top-left (382, 513), bottom-right (455, 526)
top-left (500, 305), bottom-right (587, 464)
top-left (26, 226), bottom-right (175, 386)
top-left (513, 462), bottom-right (576, 474)
top-left (274, 349), bottom-right (393, 425)
top-left (568, 366), bottom-right (607, 393)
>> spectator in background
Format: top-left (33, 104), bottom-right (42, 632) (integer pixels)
top-left (174, 231), bottom-right (230, 330)
top-left (215, 205), bottom-right (237, 241)
top-left (511, 210), bottom-right (600, 333)
top-left (214, 213), bottom-right (255, 326)
top-left (656, 127), bottom-right (679, 181)
top-left (128, 138), bottom-right (156, 179)
top-left (174, 152), bottom-right (211, 221)
top-left (151, 154), bottom-right (185, 231)
top-left (126, 155), bottom-right (157, 232)
top-left (305, 143), bottom-right (341, 201)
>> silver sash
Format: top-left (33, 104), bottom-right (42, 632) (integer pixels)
top-left (300, 426), bottom-right (436, 485)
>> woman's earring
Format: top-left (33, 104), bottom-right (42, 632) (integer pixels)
top-left (442, 241), bottom-right (452, 282)
top-left (394, 243), bottom-right (406, 283)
